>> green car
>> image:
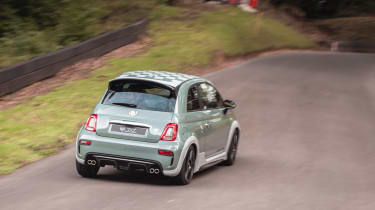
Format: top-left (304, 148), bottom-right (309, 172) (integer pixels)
top-left (75, 71), bottom-right (240, 185)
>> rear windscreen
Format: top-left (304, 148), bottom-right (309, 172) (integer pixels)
top-left (102, 80), bottom-right (176, 112)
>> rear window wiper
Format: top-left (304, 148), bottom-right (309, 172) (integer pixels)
top-left (112, 102), bottom-right (137, 108)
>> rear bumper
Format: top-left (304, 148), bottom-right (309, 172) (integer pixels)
top-left (76, 129), bottom-right (183, 176)
top-left (87, 153), bottom-right (163, 175)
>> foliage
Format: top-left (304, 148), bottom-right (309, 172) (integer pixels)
top-left (0, 0), bottom-right (160, 68)
top-left (316, 17), bottom-right (375, 41)
top-left (270, 0), bottom-right (375, 18)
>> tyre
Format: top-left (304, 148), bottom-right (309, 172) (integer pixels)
top-left (174, 146), bottom-right (196, 185)
top-left (223, 131), bottom-right (239, 166)
top-left (76, 160), bottom-right (99, 178)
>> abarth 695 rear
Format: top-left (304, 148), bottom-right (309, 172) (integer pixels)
top-left (76, 71), bottom-right (239, 185)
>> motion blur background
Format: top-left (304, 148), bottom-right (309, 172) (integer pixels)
top-left (0, 0), bottom-right (374, 68)
top-left (0, 0), bottom-right (374, 175)
top-left (1, 2), bottom-right (375, 210)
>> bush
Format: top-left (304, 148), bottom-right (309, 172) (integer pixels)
top-left (270, 0), bottom-right (375, 18)
top-left (0, 0), bottom-right (162, 68)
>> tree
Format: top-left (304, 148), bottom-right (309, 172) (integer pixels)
top-left (270, 0), bottom-right (375, 18)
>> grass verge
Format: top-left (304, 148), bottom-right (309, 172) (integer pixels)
top-left (0, 5), bottom-right (315, 175)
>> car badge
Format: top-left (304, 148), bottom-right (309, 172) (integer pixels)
top-left (129, 110), bottom-right (138, 117)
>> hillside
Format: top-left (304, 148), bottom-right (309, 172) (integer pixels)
top-left (0, 0), bottom-right (160, 68)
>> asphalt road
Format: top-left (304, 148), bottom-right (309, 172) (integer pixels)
top-left (1, 52), bottom-right (375, 210)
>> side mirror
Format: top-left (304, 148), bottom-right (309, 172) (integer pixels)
top-left (223, 99), bottom-right (237, 109)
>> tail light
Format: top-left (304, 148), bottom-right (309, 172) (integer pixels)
top-left (80, 140), bottom-right (91, 145)
top-left (160, 123), bottom-right (178, 141)
top-left (85, 114), bottom-right (97, 132)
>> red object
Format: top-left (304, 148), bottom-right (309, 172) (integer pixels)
top-left (158, 150), bottom-right (174, 156)
top-left (229, 0), bottom-right (238, 4)
top-left (85, 114), bottom-right (97, 132)
top-left (160, 123), bottom-right (178, 141)
top-left (249, 0), bottom-right (258, 7)
top-left (80, 140), bottom-right (91, 145)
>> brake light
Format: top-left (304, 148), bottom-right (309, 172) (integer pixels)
top-left (160, 123), bottom-right (178, 141)
top-left (85, 114), bottom-right (97, 132)
top-left (158, 150), bottom-right (174, 156)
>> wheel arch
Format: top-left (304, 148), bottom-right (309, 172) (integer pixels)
top-left (163, 135), bottom-right (201, 177)
top-left (224, 120), bottom-right (240, 157)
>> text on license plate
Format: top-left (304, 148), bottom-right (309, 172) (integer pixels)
top-left (111, 124), bottom-right (147, 135)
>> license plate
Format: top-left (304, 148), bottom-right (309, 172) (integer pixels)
top-left (111, 124), bottom-right (147, 135)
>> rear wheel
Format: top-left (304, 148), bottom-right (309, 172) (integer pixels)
top-left (76, 160), bottom-right (99, 178)
top-left (223, 131), bottom-right (239, 166)
top-left (175, 146), bottom-right (196, 185)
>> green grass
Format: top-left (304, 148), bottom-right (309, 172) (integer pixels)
top-left (0, 5), bottom-right (315, 175)
top-left (316, 17), bottom-right (375, 41)
top-left (0, 0), bottom-right (160, 69)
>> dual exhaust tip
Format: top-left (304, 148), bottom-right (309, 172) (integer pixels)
top-left (87, 159), bottom-right (97, 166)
top-left (149, 168), bottom-right (160, 174)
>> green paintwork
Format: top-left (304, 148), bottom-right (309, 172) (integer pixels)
top-left (76, 71), bottom-right (237, 175)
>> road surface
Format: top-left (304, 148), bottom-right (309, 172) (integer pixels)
top-left (1, 52), bottom-right (375, 210)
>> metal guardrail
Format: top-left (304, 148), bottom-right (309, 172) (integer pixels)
top-left (0, 19), bottom-right (148, 97)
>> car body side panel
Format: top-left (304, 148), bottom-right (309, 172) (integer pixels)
top-left (194, 119), bottom-right (240, 170)
top-left (177, 79), bottom-right (234, 157)
top-left (204, 108), bottom-right (232, 157)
